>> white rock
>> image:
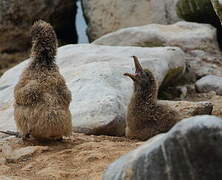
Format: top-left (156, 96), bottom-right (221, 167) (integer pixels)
top-left (94, 21), bottom-right (220, 54)
top-left (82, 0), bottom-right (181, 41)
top-left (94, 21), bottom-right (222, 77)
top-left (187, 50), bottom-right (222, 77)
top-left (195, 75), bottom-right (222, 95)
top-left (0, 44), bottom-right (185, 136)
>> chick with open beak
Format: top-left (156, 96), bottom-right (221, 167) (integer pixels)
top-left (124, 56), bottom-right (143, 81)
top-left (124, 56), bottom-right (179, 140)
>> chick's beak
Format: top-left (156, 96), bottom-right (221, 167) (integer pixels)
top-left (123, 72), bottom-right (137, 81)
top-left (132, 56), bottom-right (143, 74)
top-left (123, 56), bottom-right (143, 81)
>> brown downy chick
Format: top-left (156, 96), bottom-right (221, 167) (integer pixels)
top-left (124, 56), bottom-right (180, 140)
top-left (14, 20), bottom-right (72, 140)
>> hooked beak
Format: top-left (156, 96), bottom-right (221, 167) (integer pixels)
top-left (124, 56), bottom-right (143, 81)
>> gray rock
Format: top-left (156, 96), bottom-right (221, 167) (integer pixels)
top-left (102, 115), bottom-right (222, 180)
top-left (0, 44), bottom-right (185, 136)
top-left (93, 21), bottom-right (222, 78)
top-left (81, 0), bottom-right (181, 41)
top-left (176, 0), bottom-right (221, 32)
top-left (176, 0), bottom-right (222, 65)
top-left (195, 75), bottom-right (222, 95)
top-left (94, 21), bottom-right (219, 54)
top-left (186, 50), bottom-right (222, 78)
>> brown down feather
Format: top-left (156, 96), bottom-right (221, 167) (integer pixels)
top-left (124, 56), bottom-right (180, 140)
top-left (14, 20), bottom-right (72, 140)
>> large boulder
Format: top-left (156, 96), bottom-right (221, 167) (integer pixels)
top-left (103, 115), bottom-right (222, 180)
top-left (176, 0), bottom-right (222, 46)
top-left (93, 21), bottom-right (222, 78)
top-left (0, 0), bottom-right (77, 54)
top-left (0, 44), bottom-right (185, 136)
top-left (211, 0), bottom-right (222, 24)
top-left (93, 21), bottom-right (219, 54)
top-left (81, 0), bottom-right (181, 41)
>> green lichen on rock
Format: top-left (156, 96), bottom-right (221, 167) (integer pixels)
top-left (160, 66), bottom-right (185, 89)
top-left (176, 0), bottom-right (217, 23)
top-left (158, 66), bottom-right (185, 99)
top-left (211, 0), bottom-right (222, 24)
top-left (176, 0), bottom-right (222, 46)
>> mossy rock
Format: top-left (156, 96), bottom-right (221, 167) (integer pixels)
top-left (211, 0), bottom-right (222, 23)
top-left (158, 66), bottom-right (185, 100)
top-left (176, 0), bottom-right (215, 22)
top-left (161, 66), bottom-right (185, 87)
top-left (176, 0), bottom-right (222, 46)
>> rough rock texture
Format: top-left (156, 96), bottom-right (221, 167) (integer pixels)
top-left (159, 100), bottom-right (213, 119)
top-left (94, 21), bottom-right (219, 54)
top-left (0, 44), bottom-right (185, 136)
top-left (0, 133), bottom-right (141, 179)
top-left (81, 0), bottom-right (181, 41)
top-left (186, 50), bottom-right (222, 78)
top-left (211, 0), bottom-right (222, 24)
top-left (176, 0), bottom-right (222, 46)
top-left (103, 115), bottom-right (222, 180)
top-left (176, 0), bottom-right (216, 22)
top-left (93, 21), bottom-right (222, 78)
top-left (0, 0), bottom-right (77, 53)
top-left (195, 75), bottom-right (222, 95)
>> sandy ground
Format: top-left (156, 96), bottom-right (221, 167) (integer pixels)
top-left (0, 93), bottom-right (221, 180)
top-left (0, 133), bottom-right (142, 180)
top-left (1, 56), bottom-right (222, 180)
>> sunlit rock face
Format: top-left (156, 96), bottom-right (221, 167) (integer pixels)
top-left (81, 0), bottom-right (181, 41)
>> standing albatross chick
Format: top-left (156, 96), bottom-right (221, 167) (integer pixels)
top-left (124, 56), bottom-right (179, 140)
top-left (14, 20), bottom-right (72, 140)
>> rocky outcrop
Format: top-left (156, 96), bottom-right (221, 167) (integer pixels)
top-left (195, 75), bottom-right (222, 95)
top-left (81, 0), bottom-right (181, 41)
top-left (176, 0), bottom-right (222, 46)
top-left (0, 0), bottom-right (78, 53)
top-left (211, 0), bottom-right (222, 24)
top-left (103, 115), bottom-right (222, 180)
top-left (93, 21), bottom-right (222, 78)
top-left (0, 44), bottom-right (186, 136)
top-left (93, 21), bottom-right (219, 54)
top-left (176, 0), bottom-right (216, 23)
